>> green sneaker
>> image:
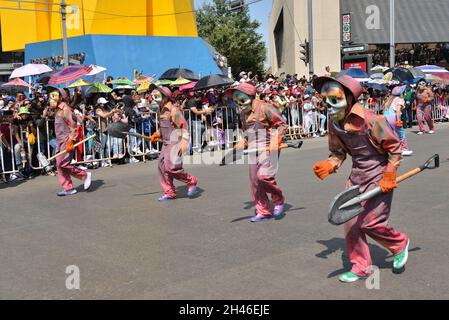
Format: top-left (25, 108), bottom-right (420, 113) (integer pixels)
top-left (338, 272), bottom-right (363, 283)
top-left (393, 239), bottom-right (410, 273)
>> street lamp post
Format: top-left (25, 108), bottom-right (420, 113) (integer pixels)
top-left (61, 0), bottom-right (69, 67)
top-left (390, 0), bottom-right (395, 68)
top-left (307, 0), bottom-right (314, 77)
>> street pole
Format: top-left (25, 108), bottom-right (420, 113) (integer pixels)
top-left (389, 0), bottom-right (395, 68)
top-left (307, 0), bottom-right (314, 78)
top-left (61, 0), bottom-right (69, 67)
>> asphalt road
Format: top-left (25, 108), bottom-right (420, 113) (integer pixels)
top-left (1, 124), bottom-right (449, 299)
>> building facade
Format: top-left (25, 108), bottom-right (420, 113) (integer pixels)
top-left (269, 0), bottom-right (449, 77)
top-left (269, 0), bottom-right (341, 77)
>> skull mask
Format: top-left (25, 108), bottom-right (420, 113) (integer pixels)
top-left (418, 81), bottom-right (426, 91)
top-left (151, 90), bottom-right (163, 106)
top-left (320, 81), bottom-right (348, 123)
top-left (49, 91), bottom-right (60, 108)
top-left (233, 91), bottom-right (252, 113)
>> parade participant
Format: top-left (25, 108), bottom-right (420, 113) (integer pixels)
top-left (383, 85), bottom-right (413, 156)
top-left (312, 75), bottom-right (409, 282)
top-left (148, 86), bottom-right (198, 201)
top-left (50, 89), bottom-right (91, 196)
top-left (415, 79), bottom-right (435, 135)
top-left (226, 83), bottom-right (288, 222)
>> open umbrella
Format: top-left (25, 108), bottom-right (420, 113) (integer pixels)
top-left (409, 67), bottom-right (426, 78)
top-left (179, 82), bottom-right (197, 91)
top-left (170, 77), bottom-right (192, 87)
top-left (1, 78), bottom-right (31, 92)
top-left (111, 78), bottom-right (134, 86)
top-left (136, 82), bottom-right (151, 93)
top-left (362, 82), bottom-right (389, 93)
top-left (154, 79), bottom-right (173, 86)
top-left (193, 74), bottom-right (234, 91)
top-left (159, 68), bottom-right (199, 81)
top-left (86, 82), bottom-right (112, 94)
top-left (383, 67), bottom-right (415, 82)
top-left (86, 65), bottom-right (107, 76)
top-left (338, 68), bottom-right (369, 79)
top-left (68, 79), bottom-right (93, 88)
top-left (114, 85), bottom-right (134, 90)
top-left (48, 65), bottom-right (93, 85)
top-left (370, 65), bottom-right (389, 73)
top-left (134, 73), bottom-right (156, 85)
top-left (416, 65), bottom-right (449, 82)
top-left (370, 73), bottom-right (385, 79)
top-left (10, 64), bottom-right (53, 79)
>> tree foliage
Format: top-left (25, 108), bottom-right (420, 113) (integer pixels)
top-left (196, 0), bottom-right (267, 78)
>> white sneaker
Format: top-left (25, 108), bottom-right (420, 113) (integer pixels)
top-left (417, 131), bottom-right (424, 135)
top-left (129, 157), bottom-right (140, 163)
top-left (78, 165), bottom-right (88, 170)
top-left (9, 174), bottom-right (18, 181)
top-left (313, 134), bottom-right (319, 138)
top-left (401, 150), bottom-right (414, 156)
top-left (84, 172), bottom-right (92, 190)
top-left (428, 130), bottom-right (435, 134)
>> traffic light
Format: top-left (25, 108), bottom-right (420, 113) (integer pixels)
top-left (300, 40), bottom-right (309, 66)
top-left (229, 0), bottom-right (245, 12)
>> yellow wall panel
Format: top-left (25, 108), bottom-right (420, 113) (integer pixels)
top-left (0, 0), bottom-right (198, 52)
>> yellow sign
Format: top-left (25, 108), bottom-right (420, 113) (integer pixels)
top-left (0, 0), bottom-right (198, 52)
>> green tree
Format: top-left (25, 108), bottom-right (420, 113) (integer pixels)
top-left (196, 0), bottom-right (267, 78)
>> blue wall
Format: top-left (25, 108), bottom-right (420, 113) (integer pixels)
top-left (25, 35), bottom-right (222, 80)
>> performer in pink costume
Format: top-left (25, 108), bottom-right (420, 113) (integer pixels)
top-left (226, 83), bottom-right (287, 222)
top-left (149, 86), bottom-right (198, 201)
top-left (50, 89), bottom-right (91, 196)
top-left (312, 76), bottom-right (409, 283)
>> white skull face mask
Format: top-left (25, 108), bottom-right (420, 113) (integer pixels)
top-left (233, 91), bottom-right (252, 113)
top-left (151, 90), bottom-right (163, 105)
top-left (320, 81), bottom-right (348, 122)
top-left (418, 81), bottom-right (426, 90)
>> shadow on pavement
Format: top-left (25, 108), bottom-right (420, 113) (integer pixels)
top-left (231, 203), bottom-right (304, 222)
top-left (85, 179), bottom-right (105, 193)
top-left (315, 238), bottom-right (417, 278)
top-left (174, 185), bottom-right (205, 199)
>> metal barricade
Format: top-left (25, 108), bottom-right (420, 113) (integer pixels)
top-left (0, 122), bottom-right (25, 181)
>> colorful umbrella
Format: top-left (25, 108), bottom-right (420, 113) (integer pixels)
top-left (1, 78), bottom-right (31, 92)
top-left (159, 68), bottom-right (199, 81)
top-left (154, 79), bottom-right (173, 86)
top-left (170, 77), bottom-right (192, 87)
top-left (383, 67), bottom-right (415, 82)
top-left (114, 85), bottom-right (134, 90)
top-left (86, 82), bottom-right (113, 94)
top-left (136, 82), bottom-right (151, 92)
top-left (179, 82), bottom-right (197, 91)
top-left (416, 65), bottom-right (449, 82)
top-left (48, 65), bottom-right (93, 85)
top-left (111, 78), bottom-right (134, 86)
top-left (134, 73), bottom-right (156, 85)
top-left (338, 67), bottom-right (369, 79)
top-left (10, 64), bottom-right (53, 79)
top-left (68, 79), bottom-right (93, 88)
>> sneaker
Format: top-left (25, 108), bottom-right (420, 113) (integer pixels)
top-left (129, 157), bottom-right (140, 163)
top-left (9, 174), bottom-right (18, 181)
top-left (84, 172), bottom-right (92, 190)
top-left (187, 180), bottom-right (198, 198)
top-left (428, 130), bottom-right (435, 134)
top-left (158, 194), bottom-right (176, 201)
top-left (417, 131), bottom-right (424, 135)
top-left (393, 239), bottom-right (410, 273)
top-left (57, 189), bottom-right (77, 197)
top-left (273, 204), bottom-right (285, 218)
top-left (250, 213), bottom-right (273, 223)
top-left (338, 272), bottom-right (364, 283)
top-left (78, 165), bottom-right (88, 170)
top-left (401, 150), bottom-right (414, 156)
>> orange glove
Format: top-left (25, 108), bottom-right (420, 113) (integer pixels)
top-left (65, 139), bottom-right (75, 153)
top-left (396, 120), bottom-right (403, 128)
top-left (379, 171), bottom-right (398, 193)
top-left (150, 131), bottom-right (161, 143)
top-left (179, 139), bottom-right (189, 155)
top-left (312, 160), bottom-right (335, 180)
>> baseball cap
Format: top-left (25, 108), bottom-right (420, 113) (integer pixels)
top-left (96, 97), bottom-right (108, 105)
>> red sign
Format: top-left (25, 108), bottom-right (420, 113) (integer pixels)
top-left (344, 62), bottom-right (367, 72)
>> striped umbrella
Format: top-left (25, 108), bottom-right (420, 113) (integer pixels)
top-left (48, 65), bottom-right (93, 85)
top-left (416, 65), bottom-right (449, 82)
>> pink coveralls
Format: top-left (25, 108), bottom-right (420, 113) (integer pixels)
top-left (416, 88), bottom-right (434, 133)
top-left (55, 109), bottom-right (87, 191)
top-left (158, 117), bottom-right (197, 198)
top-left (244, 101), bottom-right (286, 216)
top-left (330, 120), bottom-right (409, 277)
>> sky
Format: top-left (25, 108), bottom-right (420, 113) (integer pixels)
top-left (193, 0), bottom-right (272, 65)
